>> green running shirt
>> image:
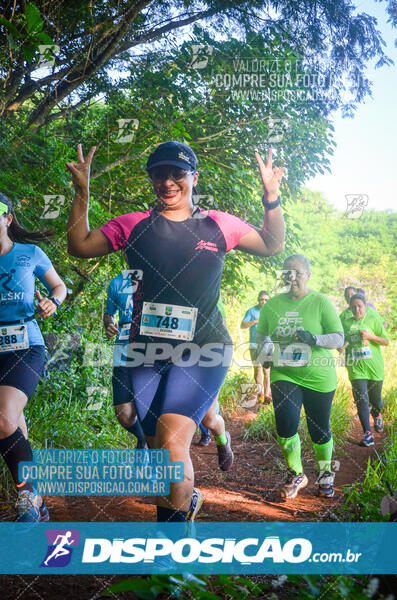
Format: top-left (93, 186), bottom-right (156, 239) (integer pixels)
top-left (256, 290), bottom-right (343, 393)
top-left (339, 307), bottom-right (352, 330)
top-left (343, 309), bottom-right (388, 381)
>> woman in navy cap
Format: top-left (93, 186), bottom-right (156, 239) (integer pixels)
top-left (67, 141), bottom-right (285, 523)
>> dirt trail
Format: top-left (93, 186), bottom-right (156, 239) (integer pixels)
top-left (0, 409), bottom-right (387, 599)
top-left (0, 409), bottom-right (385, 524)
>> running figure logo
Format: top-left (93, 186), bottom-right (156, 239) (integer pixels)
top-left (344, 194), bottom-right (369, 219)
top-left (40, 529), bottom-right (80, 567)
top-left (189, 44), bottom-right (213, 69)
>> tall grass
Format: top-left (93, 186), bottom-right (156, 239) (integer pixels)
top-left (217, 371), bottom-right (253, 416)
top-left (344, 384), bottom-right (397, 521)
top-left (0, 357), bottom-right (135, 499)
top-left (342, 342), bottom-right (397, 520)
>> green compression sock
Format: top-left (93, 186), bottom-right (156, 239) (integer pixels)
top-left (313, 438), bottom-right (333, 473)
top-left (215, 432), bottom-right (227, 446)
top-left (277, 433), bottom-right (303, 474)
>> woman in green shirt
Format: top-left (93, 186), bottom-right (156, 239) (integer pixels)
top-left (342, 294), bottom-right (389, 447)
top-left (256, 254), bottom-right (344, 499)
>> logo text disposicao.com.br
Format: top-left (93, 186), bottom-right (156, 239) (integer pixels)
top-left (81, 536), bottom-right (362, 565)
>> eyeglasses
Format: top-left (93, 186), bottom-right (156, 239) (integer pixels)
top-left (148, 166), bottom-right (194, 182)
top-left (282, 270), bottom-right (307, 279)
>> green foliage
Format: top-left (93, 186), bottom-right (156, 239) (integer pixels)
top-left (344, 377), bottom-right (397, 521)
top-left (106, 573), bottom-right (271, 599)
top-left (243, 405), bottom-right (276, 442)
top-left (105, 573), bottom-right (391, 599)
top-left (217, 370), bottom-right (252, 416)
top-left (288, 188), bottom-right (397, 333)
top-left (26, 387), bottom-right (129, 450)
top-left (0, 30), bottom-right (339, 301)
top-left (1, 22), bottom-right (393, 311)
top-left (0, 1), bottom-right (392, 128)
top-left (0, 2), bottom-right (55, 64)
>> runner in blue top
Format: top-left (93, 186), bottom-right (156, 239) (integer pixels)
top-left (241, 290), bottom-right (271, 403)
top-left (104, 270), bottom-right (147, 448)
top-left (66, 141), bottom-right (285, 524)
top-left (0, 193), bottom-right (66, 522)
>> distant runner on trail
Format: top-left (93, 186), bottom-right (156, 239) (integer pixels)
top-left (241, 290), bottom-right (271, 403)
top-left (356, 288), bottom-right (378, 312)
top-left (104, 270), bottom-right (147, 449)
top-left (340, 286), bottom-right (386, 341)
top-left (66, 140), bottom-right (285, 524)
top-left (256, 254), bottom-right (344, 500)
top-left (339, 286), bottom-right (357, 330)
top-left (341, 293), bottom-right (389, 447)
top-left (0, 193), bottom-right (66, 522)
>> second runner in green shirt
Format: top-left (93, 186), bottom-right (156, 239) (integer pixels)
top-left (257, 290), bottom-right (343, 393)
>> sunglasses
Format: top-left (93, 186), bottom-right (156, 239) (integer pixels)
top-left (148, 166), bottom-right (194, 182)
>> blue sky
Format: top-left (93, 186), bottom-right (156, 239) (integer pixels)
top-left (307, 0), bottom-right (397, 212)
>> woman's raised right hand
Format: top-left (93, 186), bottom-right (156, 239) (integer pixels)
top-left (66, 144), bottom-right (96, 195)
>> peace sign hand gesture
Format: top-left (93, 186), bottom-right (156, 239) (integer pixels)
top-left (255, 148), bottom-right (285, 203)
top-left (66, 144), bottom-right (96, 196)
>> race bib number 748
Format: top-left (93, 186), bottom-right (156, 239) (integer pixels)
top-left (139, 302), bottom-right (198, 341)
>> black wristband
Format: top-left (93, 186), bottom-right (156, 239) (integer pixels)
top-left (262, 195), bottom-right (281, 210)
top-left (49, 297), bottom-right (61, 309)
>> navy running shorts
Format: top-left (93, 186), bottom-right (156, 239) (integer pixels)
top-left (112, 366), bottom-right (134, 406)
top-left (0, 345), bottom-right (45, 399)
top-left (129, 359), bottom-right (230, 436)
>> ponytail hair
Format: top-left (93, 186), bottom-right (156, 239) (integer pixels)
top-left (0, 193), bottom-right (54, 244)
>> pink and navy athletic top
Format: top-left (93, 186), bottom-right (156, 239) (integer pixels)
top-left (100, 207), bottom-right (253, 346)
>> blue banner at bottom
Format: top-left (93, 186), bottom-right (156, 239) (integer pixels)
top-left (0, 522), bottom-right (395, 574)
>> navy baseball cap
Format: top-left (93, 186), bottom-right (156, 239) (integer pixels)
top-left (146, 141), bottom-right (197, 172)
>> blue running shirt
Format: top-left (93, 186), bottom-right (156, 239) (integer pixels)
top-left (0, 243), bottom-right (52, 348)
top-left (105, 271), bottom-right (135, 345)
top-left (242, 305), bottom-right (261, 347)
top-left (100, 207), bottom-right (252, 346)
